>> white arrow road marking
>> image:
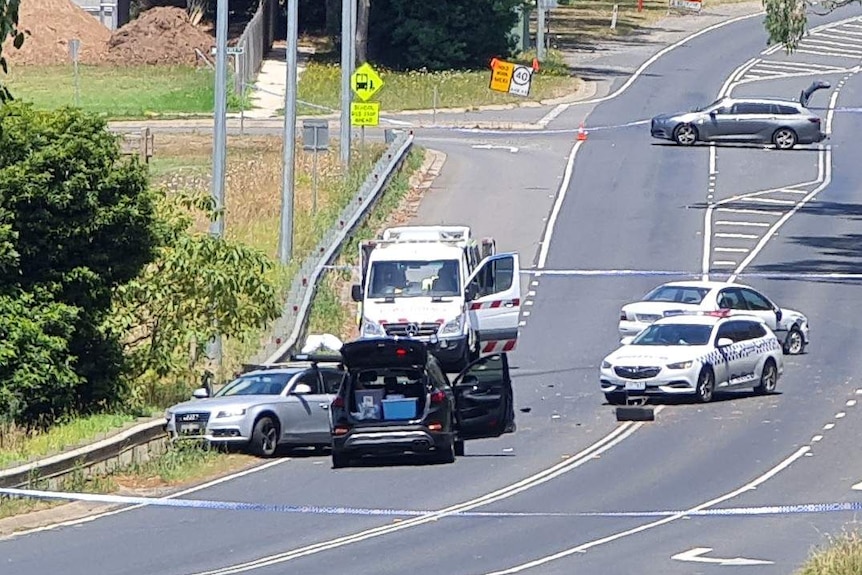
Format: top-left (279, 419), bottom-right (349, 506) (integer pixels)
top-left (471, 144), bottom-right (519, 153)
top-left (851, 481), bottom-right (862, 490)
top-left (672, 547), bottom-right (774, 566)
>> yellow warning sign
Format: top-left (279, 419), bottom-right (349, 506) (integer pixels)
top-left (489, 60), bottom-right (515, 93)
top-left (351, 102), bottom-right (380, 126)
top-left (351, 63), bottom-right (384, 102)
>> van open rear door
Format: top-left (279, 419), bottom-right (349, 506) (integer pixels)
top-left (465, 252), bottom-right (521, 354)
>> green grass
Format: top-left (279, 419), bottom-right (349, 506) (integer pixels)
top-left (0, 413), bottom-right (140, 468)
top-left (796, 530), bottom-right (862, 575)
top-left (5, 65), bottom-right (248, 119)
top-left (295, 62), bottom-right (578, 116)
top-left (306, 148), bottom-right (426, 337)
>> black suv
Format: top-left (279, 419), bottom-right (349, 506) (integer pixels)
top-left (329, 338), bottom-right (515, 467)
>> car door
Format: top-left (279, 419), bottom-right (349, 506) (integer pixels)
top-left (728, 102), bottom-right (773, 141)
top-left (738, 287), bottom-right (784, 337)
top-left (279, 370), bottom-right (332, 445)
top-left (452, 354), bottom-right (512, 441)
top-left (716, 320), bottom-right (758, 387)
top-left (716, 286), bottom-right (747, 314)
top-left (465, 252), bottom-right (521, 354)
top-left (699, 103), bottom-right (735, 140)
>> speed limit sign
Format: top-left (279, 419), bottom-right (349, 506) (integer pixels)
top-left (508, 65), bottom-right (533, 96)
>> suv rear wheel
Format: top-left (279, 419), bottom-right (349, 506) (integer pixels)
top-left (434, 439), bottom-right (456, 464)
top-left (331, 450), bottom-right (350, 469)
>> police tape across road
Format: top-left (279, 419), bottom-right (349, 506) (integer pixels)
top-left (2, 486), bottom-right (861, 520)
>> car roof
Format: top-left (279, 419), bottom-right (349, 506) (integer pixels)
top-left (368, 242), bottom-right (464, 262)
top-left (651, 280), bottom-right (752, 291)
top-left (652, 313), bottom-right (767, 326)
top-left (722, 97), bottom-right (804, 108)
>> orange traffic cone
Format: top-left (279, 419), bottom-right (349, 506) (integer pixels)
top-left (577, 122), bottom-right (588, 141)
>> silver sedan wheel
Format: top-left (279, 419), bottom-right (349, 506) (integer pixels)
top-left (784, 328), bottom-right (804, 355)
top-left (674, 124), bottom-right (697, 146)
top-left (756, 361), bottom-right (778, 395)
top-left (773, 128), bottom-right (797, 150)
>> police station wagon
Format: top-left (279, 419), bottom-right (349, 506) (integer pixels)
top-left (600, 311), bottom-right (784, 404)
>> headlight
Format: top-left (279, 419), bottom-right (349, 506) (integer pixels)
top-left (666, 361), bottom-right (693, 370)
top-left (601, 360), bottom-right (612, 369)
top-left (440, 315), bottom-right (464, 336)
top-left (361, 318), bottom-right (386, 337)
top-left (215, 408), bottom-right (247, 418)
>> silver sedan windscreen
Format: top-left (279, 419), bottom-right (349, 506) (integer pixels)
top-left (215, 372), bottom-right (300, 396)
top-left (632, 324), bottom-right (713, 346)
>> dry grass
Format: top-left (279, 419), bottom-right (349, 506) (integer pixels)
top-left (796, 529), bottom-right (862, 575)
top-left (148, 133), bottom-right (386, 376)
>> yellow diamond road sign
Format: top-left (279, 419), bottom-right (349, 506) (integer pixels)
top-left (351, 102), bottom-right (380, 126)
top-left (351, 63), bottom-right (384, 101)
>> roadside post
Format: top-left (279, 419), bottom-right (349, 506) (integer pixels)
top-left (68, 38), bottom-right (81, 107)
top-left (350, 62), bottom-right (384, 162)
top-left (302, 119), bottom-right (330, 214)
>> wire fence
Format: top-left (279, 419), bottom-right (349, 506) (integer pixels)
top-left (233, 0), bottom-right (279, 96)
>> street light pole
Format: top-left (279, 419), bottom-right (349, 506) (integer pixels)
top-left (340, 0), bottom-right (352, 168)
top-left (279, 0), bottom-right (299, 264)
top-left (537, 1), bottom-right (546, 61)
top-left (208, 0), bottom-right (229, 377)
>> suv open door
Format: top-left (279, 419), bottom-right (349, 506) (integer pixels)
top-left (452, 354), bottom-right (512, 442)
top-left (465, 252), bottom-right (521, 354)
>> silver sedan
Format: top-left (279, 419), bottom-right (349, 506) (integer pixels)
top-left (650, 96), bottom-right (826, 150)
top-left (165, 361), bottom-right (344, 457)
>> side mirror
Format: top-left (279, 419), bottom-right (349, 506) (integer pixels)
top-left (620, 336), bottom-right (634, 345)
top-left (775, 308), bottom-right (783, 323)
top-left (717, 337), bottom-right (733, 348)
top-left (465, 284), bottom-right (478, 301)
top-left (292, 383), bottom-right (313, 395)
top-left (350, 284), bottom-right (362, 302)
top-left (192, 387), bottom-right (209, 399)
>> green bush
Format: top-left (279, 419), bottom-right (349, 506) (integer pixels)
top-left (797, 531), bottom-right (862, 575)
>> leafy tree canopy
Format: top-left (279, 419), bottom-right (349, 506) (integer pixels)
top-left (763, 0), bottom-right (859, 52)
top-left (0, 0), bottom-right (25, 102)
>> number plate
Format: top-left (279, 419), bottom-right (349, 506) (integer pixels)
top-left (179, 423), bottom-right (202, 434)
top-left (624, 381), bottom-right (646, 391)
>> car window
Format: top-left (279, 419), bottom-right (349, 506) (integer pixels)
top-left (773, 104), bottom-right (800, 115)
top-left (320, 369), bottom-right (345, 394)
top-left (215, 372), bottom-right (299, 396)
top-left (716, 320), bottom-right (751, 343)
top-left (717, 288), bottom-right (746, 310)
top-left (293, 371), bottom-right (322, 394)
top-left (460, 354), bottom-right (505, 384)
top-left (745, 321), bottom-right (768, 339)
top-left (471, 257), bottom-right (513, 298)
top-left (631, 323), bottom-right (713, 346)
top-left (643, 285), bottom-right (710, 304)
top-left (732, 102), bottom-right (771, 114)
top-left (740, 288), bottom-right (773, 311)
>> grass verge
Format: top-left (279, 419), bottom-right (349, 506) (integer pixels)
top-left (5, 65), bottom-right (248, 119)
top-left (796, 530), bottom-right (862, 575)
top-left (306, 147), bottom-right (427, 338)
top-left (0, 442), bottom-right (258, 523)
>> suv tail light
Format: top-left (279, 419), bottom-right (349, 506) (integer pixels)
top-left (332, 396), bottom-right (345, 408)
top-left (430, 390), bottom-right (446, 404)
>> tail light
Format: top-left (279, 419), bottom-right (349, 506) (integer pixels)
top-left (334, 426), bottom-right (348, 436)
top-left (430, 390), bottom-right (446, 404)
top-left (332, 396), bottom-right (345, 408)
top-left (428, 422), bottom-right (443, 431)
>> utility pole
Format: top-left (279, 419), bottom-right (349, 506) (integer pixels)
top-left (208, 0), bottom-right (229, 377)
top-left (537, 0), bottom-right (546, 61)
top-left (279, 0), bottom-right (299, 264)
top-left (339, 0), bottom-right (352, 168)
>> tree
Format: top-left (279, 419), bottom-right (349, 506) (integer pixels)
top-left (109, 190), bottom-right (282, 406)
top-left (0, 102), bottom-right (161, 421)
top-left (368, 0), bottom-right (523, 71)
top-left (763, 0), bottom-right (858, 52)
top-left (0, 0), bottom-right (25, 102)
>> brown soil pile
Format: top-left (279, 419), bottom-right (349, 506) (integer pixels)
top-left (3, 0), bottom-right (111, 66)
top-left (103, 7), bottom-right (214, 66)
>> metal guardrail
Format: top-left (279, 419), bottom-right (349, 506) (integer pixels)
top-left (0, 131), bottom-right (414, 487)
top-left (256, 130), bottom-right (415, 364)
top-left (0, 419), bottom-right (166, 489)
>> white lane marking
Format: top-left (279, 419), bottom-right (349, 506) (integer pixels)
top-left (715, 221), bottom-right (771, 227)
top-left (802, 37), bottom-right (862, 49)
top-left (715, 232), bottom-right (759, 239)
top-left (740, 197), bottom-right (797, 205)
top-left (824, 423), bottom-right (835, 430)
top-left (775, 189), bottom-right (809, 195)
top-left (856, 389), bottom-right (862, 395)
top-left (836, 412), bottom-right (846, 419)
top-left (518, 320), bottom-right (527, 327)
top-left (716, 207), bottom-right (784, 216)
top-left (536, 103), bottom-right (570, 128)
top-left (671, 547), bottom-right (774, 566)
top-left (709, 144), bottom-right (717, 175)
top-left (852, 481), bottom-right (862, 491)
top-left (728, 86), bottom-right (845, 282)
top-left (471, 144), bottom-right (519, 153)
top-left (812, 435), bottom-right (823, 442)
top-left (847, 400), bottom-right (857, 407)
top-left (715, 247), bottom-right (749, 253)
top-left (187, 419), bottom-right (657, 575)
top-left (761, 15), bottom-right (862, 56)
top-left (1, 458), bottom-right (291, 541)
top-left (819, 28), bottom-right (862, 38)
top-left (713, 260), bottom-right (737, 266)
top-left (755, 60), bottom-right (841, 72)
top-left (537, 140), bottom-right (581, 270)
top-left (481, 447), bottom-right (810, 575)
top-left (719, 58), bottom-right (758, 97)
top-left (798, 42), bottom-right (862, 56)
top-left (796, 49), bottom-right (862, 59)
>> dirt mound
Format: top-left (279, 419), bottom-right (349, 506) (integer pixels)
top-left (3, 0), bottom-right (111, 66)
top-left (103, 7), bottom-right (214, 66)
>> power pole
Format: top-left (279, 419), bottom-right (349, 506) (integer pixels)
top-left (208, 0), bottom-right (229, 378)
top-left (279, 0), bottom-right (299, 264)
top-left (339, 0), bottom-right (352, 168)
top-left (537, 0), bottom-right (546, 61)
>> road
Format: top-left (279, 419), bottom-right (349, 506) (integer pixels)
top-left (4, 4), bottom-right (862, 575)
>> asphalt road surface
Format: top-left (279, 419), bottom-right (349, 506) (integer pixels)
top-left (5, 6), bottom-right (862, 575)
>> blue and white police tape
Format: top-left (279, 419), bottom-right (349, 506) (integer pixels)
top-left (2, 487), bottom-right (862, 519)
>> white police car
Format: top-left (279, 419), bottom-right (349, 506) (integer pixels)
top-left (600, 310), bottom-right (784, 404)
